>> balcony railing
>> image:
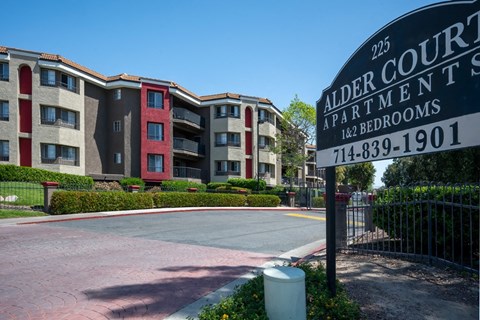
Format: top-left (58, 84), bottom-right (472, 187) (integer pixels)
top-left (173, 107), bottom-right (205, 128)
top-left (0, 113), bottom-right (9, 121)
top-left (41, 118), bottom-right (79, 130)
top-left (40, 79), bottom-right (77, 93)
top-left (173, 138), bottom-right (205, 155)
top-left (0, 156), bottom-right (9, 161)
top-left (41, 157), bottom-right (79, 166)
top-left (215, 170), bottom-right (241, 176)
top-left (0, 73), bottom-right (8, 81)
top-left (173, 166), bottom-right (202, 179)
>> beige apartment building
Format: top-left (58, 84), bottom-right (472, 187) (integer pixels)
top-left (0, 46), bottom-right (323, 187)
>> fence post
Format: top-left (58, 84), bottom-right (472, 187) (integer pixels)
top-left (335, 193), bottom-right (350, 249)
top-left (287, 192), bottom-right (296, 207)
top-left (128, 185), bottom-right (141, 193)
top-left (41, 181), bottom-right (59, 213)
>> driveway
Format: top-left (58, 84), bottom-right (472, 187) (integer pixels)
top-left (0, 208), bottom-right (326, 319)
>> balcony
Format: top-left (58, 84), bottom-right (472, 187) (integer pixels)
top-left (41, 118), bottom-right (79, 130)
top-left (41, 157), bottom-right (79, 166)
top-left (173, 138), bottom-right (205, 158)
top-left (173, 107), bottom-right (205, 132)
top-left (173, 166), bottom-right (203, 180)
top-left (40, 78), bottom-right (77, 93)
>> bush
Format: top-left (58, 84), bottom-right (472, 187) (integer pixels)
top-left (120, 177), bottom-right (145, 187)
top-left (161, 180), bottom-right (207, 192)
top-left (228, 178), bottom-right (266, 191)
top-left (215, 186), bottom-right (251, 194)
top-left (49, 191), bottom-right (153, 214)
top-left (207, 182), bottom-right (231, 190)
top-left (312, 196), bottom-right (325, 208)
top-left (246, 195), bottom-right (281, 207)
top-left (194, 263), bottom-right (360, 320)
top-left (0, 164), bottom-right (93, 189)
top-left (153, 192), bottom-right (246, 208)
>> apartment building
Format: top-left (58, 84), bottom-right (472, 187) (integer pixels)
top-left (0, 46), bottom-right (286, 186)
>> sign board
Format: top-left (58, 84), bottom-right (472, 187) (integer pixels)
top-left (316, 0), bottom-right (480, 167)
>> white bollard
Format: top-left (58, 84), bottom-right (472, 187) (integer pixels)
top-left (263, 266), bottom-right (306, 320)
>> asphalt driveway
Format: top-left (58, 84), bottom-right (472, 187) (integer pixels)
top-left (0, 208), bottom-right (326, 319)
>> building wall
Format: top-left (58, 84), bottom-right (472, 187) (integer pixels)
top-left (140, 83), bottom-right (171, 182)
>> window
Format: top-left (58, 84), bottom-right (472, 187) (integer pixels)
top-left (215, 160), bottom-right (240, 176)
top-left (41, 143), bottom-right (79, 166)
top-left (40, 69), bottom-right (56, 86)
top-left (147, 91), bottom-right (163, 108)
top-left (0, 62), bottom-right (8, 81)
top-left (215, 105), bottom-right (240, 118)
top-left (114, 89), bottom-right (121, 100)
top-left (259, 136), bottom-right (273, 149)
top-left (215, 132), bottom-right (240, 147)
top-left (114, 153), bottom-right (122, 164)
top-left (259, 163), bottom-right (275, 178)
top-left (258, 109), bottom-right (274, 124)
top-left (0, 140), bottom-right (9, 161)
top-left (61, 73), bottom-right (76, 92)
top-left (147, 122), bottom-right (164, 141)
top-left (147, 154), bottom-right (163, 172)
top-left (0, 101), bottom-right (8, 121)
top-left (113, 120), bottom-right (121, 132)
top-left (41, 106), bottom-right (78, 129)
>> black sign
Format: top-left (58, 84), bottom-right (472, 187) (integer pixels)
top-left (316, 0), bottom-right (480, 167)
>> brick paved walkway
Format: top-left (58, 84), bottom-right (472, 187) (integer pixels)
top-left (0, 223), bottom-right (273, 319)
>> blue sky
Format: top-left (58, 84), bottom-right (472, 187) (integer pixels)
top-left (2, 0), bottom-right (441, 186)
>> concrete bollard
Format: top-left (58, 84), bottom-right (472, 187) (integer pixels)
top-left (263, 266), bottom-right (306, 320)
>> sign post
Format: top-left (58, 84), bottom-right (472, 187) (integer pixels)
top-left (317, 0), bottom-right (479, 296)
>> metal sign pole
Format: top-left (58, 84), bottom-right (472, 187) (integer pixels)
top-left (325, 166), bottom-right (336, 296)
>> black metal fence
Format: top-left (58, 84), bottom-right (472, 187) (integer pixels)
top-left (346, 183), bottom-right (479, 274)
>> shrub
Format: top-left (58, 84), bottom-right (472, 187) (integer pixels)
top-left (373, 185), bottom-right (479, 266)
top-left (194, 263), bottom-right (360, 320)
top-left (161, 180), bottom-right (207, 192)
top-left (153, 192), bottom-right (246, 208)
top-left (49, 191), bottom-right (153, 214)
top-left (228, 178), bottom-right (266, 191)
top-left (120, 177), bottom-right (145, 187)
top-left (0, 164), bottom-right (93, 189)
top-left (312, 196), bottom-right (325, 208)
top-left (246, 195), bottom-right (281, 207)
top-left (207, 182), bottom-right (231, 190)
top-left (215, 186), bottom-right (252, 194)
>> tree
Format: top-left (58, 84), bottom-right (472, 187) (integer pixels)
top-left (381, 147), bottom-right (480, 187)
top-left (344, 162), bottom-right (376, 191)
top-left (270, 95), bottom-right (316, 187)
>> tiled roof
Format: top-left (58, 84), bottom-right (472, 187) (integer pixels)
top-left (2, 46), bottom-right (276, 107)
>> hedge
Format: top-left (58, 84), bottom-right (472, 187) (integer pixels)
top-left (161, 180), bottom-right (207, 192)
top-left (228, 178), bottom-right (266, 191)
top-left (153, 192), bottom-right (246, 208)
top-left (0, 164), bottom-right (93, 189)
top-left (246, 194), bottom-right (281, 207)
top-left (50, 191), bottom-right (154, 214)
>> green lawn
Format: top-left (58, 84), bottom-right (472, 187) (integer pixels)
top-left (0, 209), bottom-right (47, 219)
top-left (0, 181), bottom-right (43, 206)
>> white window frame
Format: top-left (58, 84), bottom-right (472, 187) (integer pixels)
top-left (0, 140), bottom-right (9, 161)
top-left (147, 122), bottom-right (163, 141)
top-left (147, 154), bottom-right (164, 172)
top-left (0, 62), bottom-right (8, 81)
top-left (114, 153), bottom-right (122, 164)
top-left (113, 120), bottom-right (121, 132)
top-left (114, 89), bottom-right (122, 100)
top-left (0, 101), bottom-right (8, 121)
top-left (147, 91), bottom-right (163, 109)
